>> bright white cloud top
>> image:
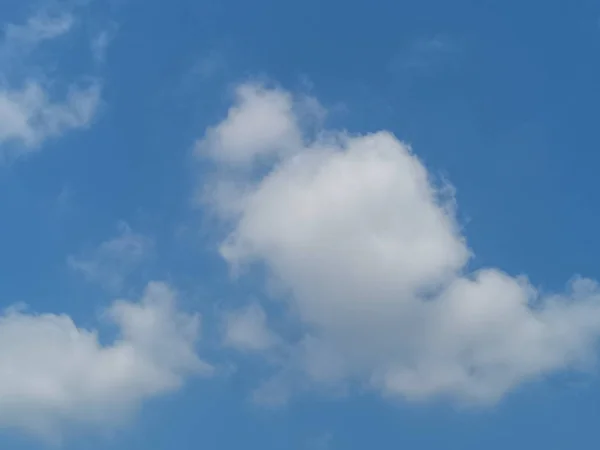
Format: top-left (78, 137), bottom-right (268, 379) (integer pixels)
top-left (198, 82), bottom-right (600, 405)
top-left (0, 282), bottom-right (211, 438)
top-left (197, 84), bottom-right (302, 166)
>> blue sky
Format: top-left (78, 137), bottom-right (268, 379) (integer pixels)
top-left (2, 0), bottom-right (600, 448)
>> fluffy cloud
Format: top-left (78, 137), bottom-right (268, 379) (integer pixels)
top-left (0, 282), bottom-right (211, 438)
top-left (199, 82), bottom-right (600, 405)
top-left (195, 83), bottom-right (313, 167)
top-left (0, 11), bottom-right (101, 159)
top-left (68, 222), bottom-right (153, 291)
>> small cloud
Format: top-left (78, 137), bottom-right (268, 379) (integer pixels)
top-left (0, 7), bottom-right (104, 160)
top-left (2, 13), bottom-right (74, 50)
top-left (0, 80), bottom-right (101, 160)
top-left (54, 185), bottom-right (73, 215)
top-left (194, 82), bottom-right (317, 168)
top-left (389, 35), bottom-right (462, 76)
top-left (190, 51), bottom-right (226, 81)
top-left (176, 50), bottom-right (228, 98)
top-left (68, 222), bottom-right (153, 291)
top-left (222, 303), bottom-right (279, 352)
top-left (91, 23), bottom-right (118, 64)
top-left (251, 374), bottom-right (292, 408)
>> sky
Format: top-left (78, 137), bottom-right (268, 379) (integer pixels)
top-left (2, 0), bottom-right (600, 448)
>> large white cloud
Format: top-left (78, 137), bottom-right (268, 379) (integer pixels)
top-left (0, 282), bottom-right (211, 438)
top-left (199, 82), bottom-right (600, 405)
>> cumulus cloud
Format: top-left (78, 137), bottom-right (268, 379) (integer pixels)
top-left (68, 222), bottom-right (153, 291)
top-left (198, 82), bottom-right (600, 405)
top-left (0, 10), bottom-right (102, 160)
top-left (195, 83), bottom-right (322, 167)
top-left (0, 282), bottom-right (211, 438)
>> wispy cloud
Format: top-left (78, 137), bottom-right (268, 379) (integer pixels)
top-left (0, 6), bottom-right (105, 160)
top-left (68, 222), bottom-right (153, 292)
top-left (0, 80), bottom-right (101, 159)
top-left (389, 35), bottom-right (462, 76)
top-left (190, 51), bottom-right (226, 81)
top-left (91, 22), bottom-right (118, 63)
top-left (3, 13), bottom-right (73, 45)
top-left (222, 303), bottom-right (280, 352)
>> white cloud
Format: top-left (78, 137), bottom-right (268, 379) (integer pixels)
top-left (68, 222), bottom-right (153, 291)
top-left (195, 83), bottom-right (304, 167)
top-left (91, 24), bottom-right (118, 63)
top-left (0, 10), bottom-right (102, 160)
top-left (0, 281), bottom-right (211, 438)
top-left (199, 82), bottom-right (600, 405)
top-left (388, 35), bottom-right (462, 79)
top-left (0, 80), bottom-right (100, 156)
top-left (3, 13), bottom-right (74, 49)
top-left (223, 304), bottom-right (278, 352)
